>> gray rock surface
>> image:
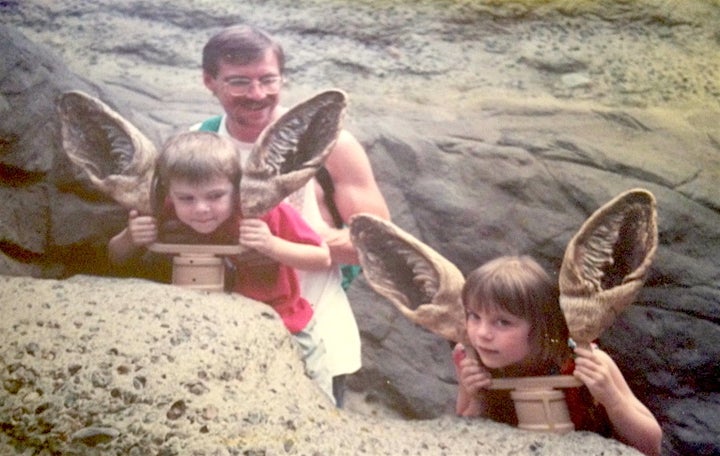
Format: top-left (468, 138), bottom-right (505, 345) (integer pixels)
top-left (344, 98), bottom-right (720, 456)
top-left (2, 1), bottom-right (719, 454)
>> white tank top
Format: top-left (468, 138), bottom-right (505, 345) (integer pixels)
top-left (216, 115), bottom-right (362, 375)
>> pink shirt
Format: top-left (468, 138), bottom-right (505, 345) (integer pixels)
top-left (159, 200), bottom-right (322, 334)
top-left (227, 202), bottom-right (322, 334)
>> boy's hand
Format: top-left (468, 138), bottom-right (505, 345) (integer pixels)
top-left (572, 346), bottom-right (623, 410)
top-left (453, 344), bottom-right (492, 396)
top-left (238, 218), bottom-right (274, 254)
top-left (127, 210), bottom-right (158, 246)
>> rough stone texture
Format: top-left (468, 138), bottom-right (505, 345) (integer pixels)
top-left (0, 24), bottom-right (154, 278)
top-left (0, 274), bottom-right (642, 455)
top-left (2, 1), bottom-right (719, 454)
top-left (0, 184), bottom-right (49, 254)
top-left (345, 99), bottom-right (720, 456)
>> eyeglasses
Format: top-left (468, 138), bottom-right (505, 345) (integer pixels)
top-left (221, 76), bottom-right (283, 96)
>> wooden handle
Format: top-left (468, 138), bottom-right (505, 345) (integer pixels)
top-left (488, 375), bottom-right (582, 391)
top-left (148, 243), bottom-right (247, 255)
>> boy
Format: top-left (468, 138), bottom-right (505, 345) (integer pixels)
top-left (108, 131), bottom-right (335, 403)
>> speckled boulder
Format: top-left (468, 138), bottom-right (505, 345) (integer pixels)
top-left (0, 274), bottom-right (642, 455)
top-left (0, 275), bottom-right (330, 455)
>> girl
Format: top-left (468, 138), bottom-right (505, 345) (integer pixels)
top-left (454, 255), bottom-right (661, 456)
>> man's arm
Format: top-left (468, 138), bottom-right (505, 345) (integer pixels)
top-left (320, 129), bottom-right (390, 264)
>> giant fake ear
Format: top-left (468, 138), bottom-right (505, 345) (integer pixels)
top-left (349, 213), bottom-right (469, 345)
top-left (57, 90), bottom-right (157, 214)
top-left (559, 188), bottom-right (658, 347)
top-left (240, 89), bottom-right (346, 217)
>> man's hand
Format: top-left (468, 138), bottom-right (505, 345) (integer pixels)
top-left (314, 223), bottom-right (359, 265)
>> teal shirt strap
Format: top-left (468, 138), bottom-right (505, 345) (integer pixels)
top-left (198, 115), bottom-right (222, 132)
top-left (340, 264), bottom-right (362, 291)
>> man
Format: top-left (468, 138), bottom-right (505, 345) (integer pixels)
top-left (196, 24), bottom-right (390, 406)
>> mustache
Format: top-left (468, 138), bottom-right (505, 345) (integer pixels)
top-left (236, 96), bottom-right (276, 109)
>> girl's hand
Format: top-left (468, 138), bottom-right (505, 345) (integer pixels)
top-left (127, 210), bottom-right (158, 246)
top-left (573, 345), bottom-right (663, 456)
top-left (239, 218), bottom-right (274, 254)
top-left (572, 346), bottom-right (623, 410)
top-left (454, 344), bottom-right (492, 396)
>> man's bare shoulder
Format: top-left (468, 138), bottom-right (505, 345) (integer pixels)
top-left (329, 129), bottom-right (367, 162)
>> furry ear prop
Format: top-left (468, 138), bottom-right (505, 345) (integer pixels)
top-left (240, 90), bottom-right (346, 217)
top-left (57, 89), bottom-right (346, 219)
top-left (558, 188), bottom-right (658, 347)
top-left (349, 189), bottom-right (658, 357)
top-left (57, 91), bottom-right (157, 214)
top-left (349, 213), bottom-right (469, 346)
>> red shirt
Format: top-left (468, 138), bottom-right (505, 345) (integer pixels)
top-left (227, 203), bottom-right (321, 334)
top-left (453, 345), bottom-right (612, 435)
top-left (159, 201), bottom-right (321, 334)
top-left (560, 358), bottom-right (613, 436)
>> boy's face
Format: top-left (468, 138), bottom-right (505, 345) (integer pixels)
top-left (465, 303), bottom-right (531, 370)
top-left (168, 175), bottom-right (235, 234)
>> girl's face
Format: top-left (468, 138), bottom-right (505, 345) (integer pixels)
top-left (465, 303), bottom-right (532, 370)
top-left (168, 175), bottom-right (235, 234)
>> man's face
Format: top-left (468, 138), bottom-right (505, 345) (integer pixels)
top-left (204, 49), bottom-right (283, 139)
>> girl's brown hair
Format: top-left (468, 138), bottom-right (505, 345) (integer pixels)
top-left (462, 255), bottom-right (570, 376)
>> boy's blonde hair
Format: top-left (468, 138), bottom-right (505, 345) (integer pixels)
top-left (151, 131), bottom-right (241, 214)
top-left (156, 131), bottom-right (241, 184)
top-left (462, 255), bottom-right (570, 376)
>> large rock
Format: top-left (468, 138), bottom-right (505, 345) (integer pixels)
top-left (2, 2), bottom-right (720, 454)
top-left (346, 99), bottom-right (720, 455)
top-left (0, 274), bottom-right (642, 455)
top-left (0, 24), bottom-right (158, 279)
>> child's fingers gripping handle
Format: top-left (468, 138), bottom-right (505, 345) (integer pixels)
top-left (464, 344), bottom-right (479, 361)
top-left (452, 343), bottom-right (480, 368)
top-left (452, 343), bottom-right (466, 368)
